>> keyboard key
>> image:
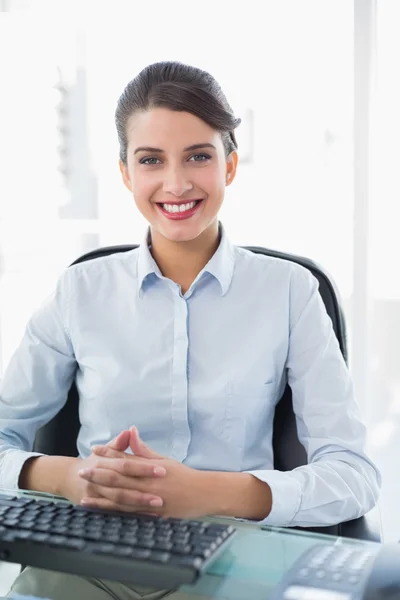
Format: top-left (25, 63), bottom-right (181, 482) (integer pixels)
top-left (172, 533), bottom-right (191, 544)
top-left (64, 538), bottom-right (86, 550)
top-left (169, 555), bottom-right (204, 569)
top-left (3, 519), bottom-right (19, 527)
top-left (137, 538), bottom-right (155, 549)
top-left (52, 526), bottom-right (70, 535)
top-left (0, 494), bottom-right (16, 501)
top-left (154, 541), bottom-right (173, 551)
top-left (114, 546), bottom-right (134, 557)
top-left (31, 533), bottom-right (50, 543)
top-left (92, 543), bottom-right (117, 554)
top-left (6, 509), bottom-right (24, 517)
top-left (103, 534), bottom-right (121, 543)
top-left (48, 535), bottom-right (69, 546)
top-left (36, 524), bottom-right (52, 532)
top-left (173, 544), bottom-right (192, 555)
top-left (130, 548), bottom-right (152, 560)
top-left (13, 531), bottom-right (33, 540)
top-left (0, 531), bottom-right (17, 542)
top-left (19, 523), bottom-right (34, 530)
top-left (14, 498), bottom-right (34, 506)
top-left (85, 532), bottom-right (102, 541)
top-left (150, 551), bottom-right (171, 563)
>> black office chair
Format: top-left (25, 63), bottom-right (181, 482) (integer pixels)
top-left (33, 244), bottom-right (382, 542)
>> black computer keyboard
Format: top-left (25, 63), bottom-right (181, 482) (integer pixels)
top-left (0, 493), bottom-right (236, 589)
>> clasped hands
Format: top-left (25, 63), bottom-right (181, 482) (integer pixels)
top-left (73, 426), bottom-right (211, 518)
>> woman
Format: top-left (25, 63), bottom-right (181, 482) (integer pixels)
top-left (1, 61), bottom-right (380, 600)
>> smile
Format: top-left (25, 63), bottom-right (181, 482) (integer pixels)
top-left (156, 200), bottom-right (203, 220)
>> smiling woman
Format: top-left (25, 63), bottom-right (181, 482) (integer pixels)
top-left (1, 60), bottom-right (380, 600)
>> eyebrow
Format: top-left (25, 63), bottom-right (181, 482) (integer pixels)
top-left (133, 143), bottom-right (216, 155)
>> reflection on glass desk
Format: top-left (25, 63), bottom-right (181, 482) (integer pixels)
top-left (0, 488), bottom-right (381, 600)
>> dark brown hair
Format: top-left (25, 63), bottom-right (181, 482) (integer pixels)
top-left (115, 61), bottom-right (241, 164)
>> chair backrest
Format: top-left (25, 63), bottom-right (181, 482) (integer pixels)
top-left (33, 244), bottom-right (349, 536)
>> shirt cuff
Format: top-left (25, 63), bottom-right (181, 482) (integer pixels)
top-left (246, 469), bottom-right (302, 527)
top-left (0, 449), bottom-right (44, 492)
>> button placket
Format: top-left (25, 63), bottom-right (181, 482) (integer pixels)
top-left (171, 293), bottom-right (191, 460)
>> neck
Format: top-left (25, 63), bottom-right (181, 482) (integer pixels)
top-left (149, 221), bottom-right (221, 292)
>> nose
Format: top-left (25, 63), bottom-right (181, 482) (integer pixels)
top-left (162, 165), bottom-right (193, 197)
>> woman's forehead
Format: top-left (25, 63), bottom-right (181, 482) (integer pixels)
top-left (126, 108), bottom-right (220, 147)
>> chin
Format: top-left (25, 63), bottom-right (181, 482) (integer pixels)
top-left (156, 223), bottom-right (206, 244)
top-left (162, 231), bottom-right (200, 244)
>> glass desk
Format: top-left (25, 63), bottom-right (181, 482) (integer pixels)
top-left (0, 488), bottom-right (381, 600)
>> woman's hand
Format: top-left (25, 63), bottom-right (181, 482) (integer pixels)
top-left (79, 426), bottom-right (214, 518)
top-left (62, 429), bottom-right (166, 510)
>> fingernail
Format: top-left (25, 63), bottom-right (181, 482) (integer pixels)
top-left (78, 468), bottom-right (91, 477)
top-left (81, 498), bottom-right (90, 505)
top-left (133, 426), bottom-right (143, 441)
top-left (149, 498), bottom-right (163, 507)
top-left (91, 446), bottom-right (100, 452)
top-left (153, 466), bottom-right (166, 476)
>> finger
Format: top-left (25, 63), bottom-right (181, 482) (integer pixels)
top-left (129, 426), bottom-right (163, 459)
top-left (82, 483), bottom-right (164, 508)
top-left (84, 482), bottom-right (103, 499)
top-left (79, 467), bottom-right (129, 489)
top-left (106, 429), bottom-right (130, 451)
top-left (80, 459), bottom-right (166, 479)
top-left (80, 496), bottom-right (163, 515)
top-left (91, 446), bottom-right (125, 459)
top-left (78, 467), bottom-right (164, 490)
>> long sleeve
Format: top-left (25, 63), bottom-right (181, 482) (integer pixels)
top-left (247, 264), bottom-right (381, 527)
top-left (0, 271), bottom-right (77, 490)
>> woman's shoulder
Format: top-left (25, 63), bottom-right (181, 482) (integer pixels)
top-left (234, 245), bottom-right (311, 276)
top-left (232, 245), bottom-right (317, 295)
top-left (67, 247), bottom-right (140, 276)
top-left (53, 247), bottom-right (141, 297)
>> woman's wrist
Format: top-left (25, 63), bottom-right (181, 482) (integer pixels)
top-left (200, 470), bottom-right (272, 520)
top-left (19, 455), bottom-right (78, 497)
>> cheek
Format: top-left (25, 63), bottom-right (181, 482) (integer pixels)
top-left (131, 172), bottom-right (158, 203)
top-left (196, 165), bottom-right (225, 193)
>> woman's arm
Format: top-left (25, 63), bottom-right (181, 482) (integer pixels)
top-left (198, 470), bottom-right (272, 520)
top-left (0, 271), bottom-right (77, 493)
top-left (19, 455), bottom-right (77, 496)
top-left (244, 265), bottom-right (381, 527)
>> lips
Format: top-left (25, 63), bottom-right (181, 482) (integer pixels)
top-left (156, 199), bottom-right (204, 221)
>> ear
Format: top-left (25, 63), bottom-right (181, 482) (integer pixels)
top-left (225, 151), bottom-right (239, 187)
top-left (119, 160), bottom-right (133, 192)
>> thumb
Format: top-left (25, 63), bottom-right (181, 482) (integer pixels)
top-left (129, 426), bottom-right (163, 459)
top-left (106, 429), bottom-right (130, 452)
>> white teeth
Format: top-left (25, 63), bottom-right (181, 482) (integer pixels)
top-left (162, 201), bottom-right (197, 213)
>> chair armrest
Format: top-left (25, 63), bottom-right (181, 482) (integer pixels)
top-left (339, 505), bottom-right (383, 543)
